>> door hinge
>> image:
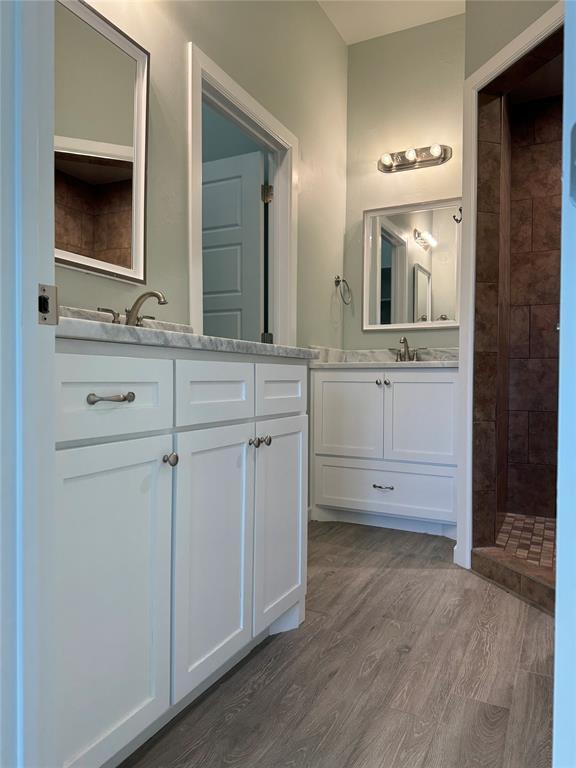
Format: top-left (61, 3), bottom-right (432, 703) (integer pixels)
top-left (261, 183), bottom-right (274, 204)
top-left (38, 283), bottom-right (59, 325)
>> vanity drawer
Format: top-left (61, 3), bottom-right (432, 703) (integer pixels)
top-left (56, 354), bottom-right (173, 442)
top-left (256, 364), bottom-right (307, 417)
top-left (175, 361), bottom-right (255, 426)
top-left (314, 457), bottom-right (456, 523)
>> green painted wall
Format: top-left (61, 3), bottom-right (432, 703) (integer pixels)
top-left (465, 0), bottom-right (557, 76)
top-left (56, 0), bottom-right (348, 348)
top-left (342, 15), bottom-right (465, 350)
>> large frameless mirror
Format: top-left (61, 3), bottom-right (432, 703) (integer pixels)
top-left (363, 198), bottom-right (461, 330)
top-left (54, 0), bottom-right (149, 282)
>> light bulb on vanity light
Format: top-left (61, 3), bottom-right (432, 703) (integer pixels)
top-left (405, 148), bottom-right (417, 162)
top-left (430, 143), bottom-right (443, 158)
top-left (380, 153), bottom-right (393, 167)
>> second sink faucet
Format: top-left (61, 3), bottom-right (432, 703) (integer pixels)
top-left (398, 336), bottom-right (415, 362)
top-left (125, 290), bottom-right (168, 326)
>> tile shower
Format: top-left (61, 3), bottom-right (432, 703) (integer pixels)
top-left (472, 80), bottom-right (561, 612)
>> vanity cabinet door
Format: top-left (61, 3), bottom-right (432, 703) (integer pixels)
top-left (172, 424), bottom-right (255, 703)
top-left (40, 436), bottom-right (172, 768)
top-left (383, 369), bottom-right (457, 465)
top-left (313, 370), bottom-right (385, 458)
top-left (253, 415), bottom-right (308, 635)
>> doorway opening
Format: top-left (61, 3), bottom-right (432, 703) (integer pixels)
top-left (471, 27), bottom-right (562, 613)
top-left (188, 46), bottom-right (299, 347)
top-left (201, 100), bottom-right (271, 343)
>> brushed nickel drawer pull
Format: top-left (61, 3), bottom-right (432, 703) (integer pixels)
top-left (376, 378), bottom-right (383, 386)
top-left (86, 391), bottom-right (136, 406)
top-left (163, 452), bottom-right (179, 467)
top-left (373, 483), bottom-right (394, 491)
top-left (263, 435), bottom-right (272, 446)
top-left (249, 437), bottom-right (262, 448)
top-left (384, 379), bottom-right (391, 386)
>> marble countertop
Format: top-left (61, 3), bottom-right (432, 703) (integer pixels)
top-left (309, 360), bottom-right (458, 369)
top-left (309, 345), bottom-right (459, 369)
top-left (57, 308), bottom-right (319, 360)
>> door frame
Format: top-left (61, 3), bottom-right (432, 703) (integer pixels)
top-left (187, 44), bottom-right (299, 346)
top-left (0, 1), bottom-right (56, 765)
top-left (455, 1), bottom-right (563, 568)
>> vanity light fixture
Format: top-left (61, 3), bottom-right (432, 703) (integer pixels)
top-left (414, 229), bottom-right (438, 250)
top-left (377, 144), bottom-right (452, 173)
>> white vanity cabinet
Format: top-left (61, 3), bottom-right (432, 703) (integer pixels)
top-left (312, 365), bottom-right (458, 531)
top-left (313, 370), bottom-right (384, 458)
top-left (172, 423), bottom-right (255, 703)
top-left (47, 348), bottom-right (309, 768)
top-left (254, 415), bottom-right (308, 634)
top-left (42, 436), bottom-right (173, 768)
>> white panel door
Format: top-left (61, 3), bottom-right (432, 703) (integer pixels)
top-left (383, 369), bottom-right (457, 465)
top-left (313, 370), bottom-right (385, 458)
top-left (202, 151), bottom-right (264, 341)
top-left (254, 415), bottom-right (308, 635)
top-left (40, 436), bottom-right (172, 768)
top-left (173, 423), bottom-right (255, 703)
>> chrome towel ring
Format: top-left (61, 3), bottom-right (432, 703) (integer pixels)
top-left (334, 275), bottom-right (352, 305)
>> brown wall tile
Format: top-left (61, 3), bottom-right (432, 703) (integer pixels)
top-left (510, 102), bottom-right (535, 147)
top-left (473, 421), bottom-right (497, 492)
top-left (510, 199), bottom-right (532, 253)
top-left (508, 411), bottom-right (529, 464)
top-left (530, 305), bottom-right (559, 359)
top-left (478, 141), bottom-right (501, 213)
top-left (475, 282), bottom-right (499, 352)
top-left (507, 464), bottom-right (557, 517)
top-left (510, 250), bottom-right (560, 306)
top-left (478, 94), bottom-right (502, 142)
top-left (509, 358), bottom-right (559, 412)
top-left (476, 212), bottom-right (500, 282)
top-left (534, 97), bottom-right (562, 144)
top-left (529, 412), bottom-right (558, 466)
top-left (473, 491), bottom-right (497, 547)
top-left (533, 194), bottom-right (561, 252)
top-left (511, 142), bottom-right (562, 201)
top-left (509, 305), bottom-right (530, 358)
top-left (474, 353), bottom-right (498, 422)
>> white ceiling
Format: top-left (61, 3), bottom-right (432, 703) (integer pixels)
top-left (319, 0), bottom-right (465, 45)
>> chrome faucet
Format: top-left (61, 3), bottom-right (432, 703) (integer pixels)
top-left (398, 336), bottom-right (415, 362)
top-left (125, 291), bottom-right (168, 326)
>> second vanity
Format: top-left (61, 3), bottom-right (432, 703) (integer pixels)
top-left (309, 346), bottom-right (459, 540)
top-left (43, 310), bottom-right (316, 768)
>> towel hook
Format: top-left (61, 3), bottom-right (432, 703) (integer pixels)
top-left (453, 206), bottom-right (463, 224)
top-left (334, 275), bottom-right (352, 305)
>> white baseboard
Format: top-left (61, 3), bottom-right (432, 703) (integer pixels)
top-left (311, 505), bottom-right (457, 541)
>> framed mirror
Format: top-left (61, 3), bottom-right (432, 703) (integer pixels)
top-left (54, 0), bottom-right (149, 283)
top-left (363, 198), bottom-right (461, 330)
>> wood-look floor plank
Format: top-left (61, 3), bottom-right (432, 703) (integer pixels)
top-left (121, 522), bottom-right (552, 768)
top-left (519, 606), bottom-right (554, 678)
top-left (452, 585), bottom-right (528, 709)
top-left (424, 695), bottom-right (509, 768)
top-left (502, 670), bottom-right (553, 768)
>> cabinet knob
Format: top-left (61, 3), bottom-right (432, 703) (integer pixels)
top-left (263, 435), bottom-right (272, 446)
top-left (375, 379), bottom-right (382, 386)
top-left (249, 437), bottom-right (262, 448)
top-left (163, 452), bottom-right (179, 467)
top-left (384, 378), bottom-right (391, 386)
